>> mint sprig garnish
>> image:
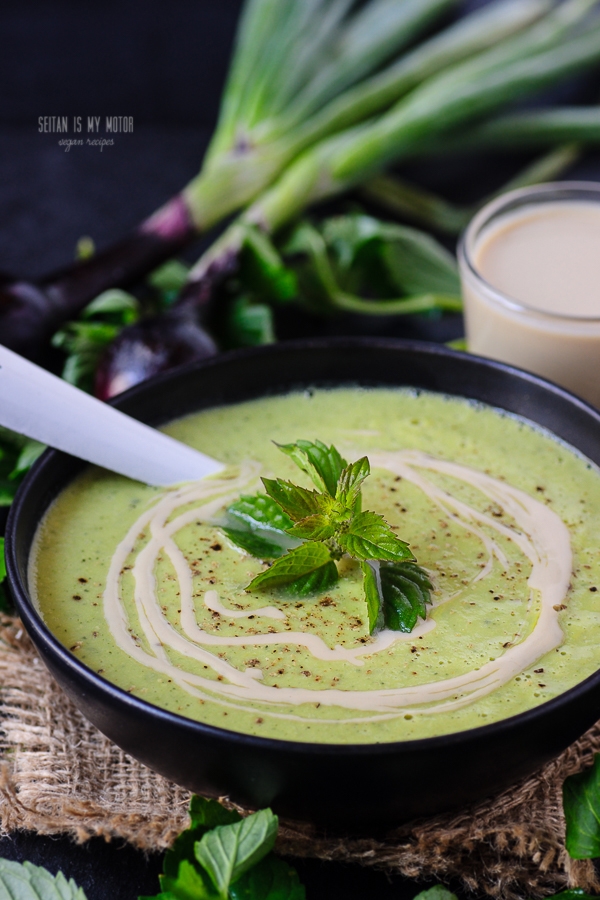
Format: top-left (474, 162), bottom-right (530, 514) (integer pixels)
top-left (224, 441), bottom-right (432, 634)
top-left (142, 796), bottom-right (305, 900)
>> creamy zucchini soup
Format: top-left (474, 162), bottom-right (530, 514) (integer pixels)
top-left (30, 388), bottom-right (600, 743)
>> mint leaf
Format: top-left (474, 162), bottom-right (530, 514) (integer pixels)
top-left (412, 888), bottom-right (458, 900)
top-left (246, 543), bottom-right (334, 593)
top-left (189, 797), bottom-right (242, 833)
top-left (262, 478), bottom-right (329, 522)
top-left (230, 854), bottom-right (306, 900)
top-left (0, 537), bottom-right (6, 583)
top-left (11, 439), bottom-right (46, 480)
top-left (287, 514), bottom-right (336, 541)
top-left (155, 798), bottom-right (241, 900)
top-left (195, 809), bottom-right (278, 899)
top-left (0, 858), bottom-right (88, 899)
top-left (156, 865), bottom-right (218, 899)
top-left (335, 456), bottom-right (369, 514)
top-left (379, 562), bottom-right (433, 633)
top-left (279, 560), bottom-right (338, 598)
top-left (227, 296), bottom-right (275, 349)
top-left (564, 755), bottom-right (600, 859)
top-left (223, 530), bottom-right (293, 561)
top-left (223, 495), bottom-right (299, 559)
top-left (226, 495), bottom-right (294, 533)
top-left (361, 561), bottom-right (382, 634)
top-left (276, 440), bottom-right (346, 496)
top-left (337, 511), bottom-right (414, 563)
top-left (0, 537), bottom-right (11, 614)
top-left (542, 892), bottom-right (600, 899)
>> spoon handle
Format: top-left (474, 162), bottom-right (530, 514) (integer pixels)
top-left (0, 345), bottom-right (224, 486)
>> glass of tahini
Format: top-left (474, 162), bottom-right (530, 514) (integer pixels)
top-left (459, 182), bottom-right (600, 408)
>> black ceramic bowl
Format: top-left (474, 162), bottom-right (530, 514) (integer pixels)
top-left (7, 338), bottom-right (600, 832)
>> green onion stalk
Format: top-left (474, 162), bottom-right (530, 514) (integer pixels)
top-left (426, 105), bottom-right (600, 152)
top-left (94, 0), bottom-right (600, 396)
top-left (191, 3), bottom-right (600, 281)
top-left (360, 143), bottom-right (583, 234)
top-left (2, 0), bottom-right (587, 363)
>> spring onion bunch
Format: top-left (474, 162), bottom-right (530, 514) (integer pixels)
top-left (0, 0), bottom-right (556, 360)
top-left (93, 0), bottom-right (600, 397)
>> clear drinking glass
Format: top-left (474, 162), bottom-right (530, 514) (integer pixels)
top-left (458, 182), bottom-right (600, 407)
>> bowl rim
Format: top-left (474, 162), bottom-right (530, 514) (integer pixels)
top-left (7, 335), bottom-right (600, 758)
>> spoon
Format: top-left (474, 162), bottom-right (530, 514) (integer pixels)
top-left (0, 345), bottom-right (224, 487)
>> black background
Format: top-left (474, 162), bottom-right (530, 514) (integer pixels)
top-left (1, 1), bottom-right (599, 897)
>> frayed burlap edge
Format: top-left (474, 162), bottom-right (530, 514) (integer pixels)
top-left (0, 613), bottom-right (598, 898)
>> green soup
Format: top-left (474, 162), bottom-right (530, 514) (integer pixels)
top-left (30, 388), bottom-right (600, 743)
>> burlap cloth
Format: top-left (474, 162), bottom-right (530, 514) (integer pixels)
top-left (0, 614), bottom-right (597, 899)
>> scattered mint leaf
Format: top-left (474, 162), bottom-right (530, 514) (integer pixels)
top-left (80, 289), bottom-right (140, 321)
top-left (189, 797), bottom-right (242, 833)
top-left (262, 478), bottom-right (330, 522)
top-left (246, 542), bottom-right (334, 593)
top-left (223, 495), bottom-right (299, 559)
top-left (148, 260), bottom-right (190, 305)
top-left (379, 561), bottom-right (433, 633)
top-left (229, 855), bottom-right (306, 900)
top-left (144, 797), bottom-right (305, 900)
top-left (275, 440), bottom-right (346, 496)
top-left (227, 296), bottom-right (275, 348)
top-left (337, 510), bottom-right (414, 563)
top-left (11, 439), bottom-right (46, 480)
top-left (0, 858), bottom-right (88, 899)
top-left (195, 808), bottom-right (278, 899)
top-left (412, 887), bottom-right (458, 900)
top-left (52, 289), bottom-right (141, 393)
top-left (0, 537), bottom-right (6, 584)
top-left (542, 892), bottom-right (600, 899)
top-left (564, 755), bottom-right (600, 859)
top-left (239, 227), bottom-right (297, 304)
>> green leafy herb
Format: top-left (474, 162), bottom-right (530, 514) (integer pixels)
top-left (147, 259), bottom-right (191, 305)
top-left (541, 892), bottom-right (600, 899)
top-left (195, 808), bottom-right (278, 898)
top-left (228, 296), bottom-right (276, 348)
top-left (234, 440), bottom-right (431, 633)
top-left (0, 858), bottom-right (88, 899)
top-left (276, 440), bottom-right (347, 497)
top-left (337, 509), bottom-right (413, 562)
top-left (52, 289), bottom-right (141, 393)
top-left (412, 887), bottom-right (458, 900)
top-left (142, 796), bottom-right (304, 900)
top-left (564, 754), bottom-right (600, 859)
top-left (246, 542), bottom-right (338, 596)
top-left (0, 536), bottom-right (10, 614)
top-left (222, 494), bottom-right (299, 559)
